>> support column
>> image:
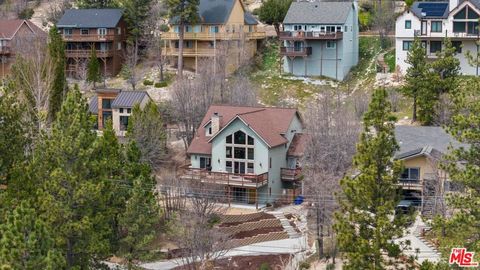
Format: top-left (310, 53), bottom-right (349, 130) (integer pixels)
top-left (320, 43), bottom-right (323, 77)
top-left (335, 40), bottom-right (338, 80)
top-left (194, 40), bottom-right (198, 74)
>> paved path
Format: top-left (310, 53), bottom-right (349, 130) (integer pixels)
top-left (140, 236), bottom-right (308, 270)
top-left (394, 216), bottom-right (441, 264)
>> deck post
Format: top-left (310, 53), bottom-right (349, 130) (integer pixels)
top-left (255, 176), bottom-right (258, 210)
top-left (228, 175), bottom-right (231, 207)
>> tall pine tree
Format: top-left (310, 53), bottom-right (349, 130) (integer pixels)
top-left (166, 0), bottom-right (199, 77)
top-left (118, 176), bottom-right (159, 269)
top-left (47, 26), bottom-right (67, 123)
top-left (402, 37), bottom-right (428, 123)
top-left (0, 202), bottom-right (65, 269)
top-left (0, 83), bottom-right (29, 187)
top-left (440, 77), bottom-right (480, 255)
top-left (335, 88), bottom-right (408, 269)
top-left (86, 47), bottom-right (102, 88)
top-left (34, 87), bottom-right (113, 268)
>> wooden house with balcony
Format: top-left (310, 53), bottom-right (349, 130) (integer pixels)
top-left (182, 105), bottom-right (306, 208)
top-left (0, 19), bottom-right (45, 78)
top-left (280, 0), bottom-right (359, 80)
top-left (162, 0), bottom-right (265, 74)
top-left (57, 9), bottom-right (127, 77)
top-left (394, 126), bottom-right (467, 216)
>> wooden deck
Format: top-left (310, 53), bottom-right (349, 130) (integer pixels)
top-left (280, 47), bottom-right (312, 57)
top-left (0, 46), bottom-right (11, 55)
top-left (161, 31), bottom-right (266, 40)
top-left (180, 167), bottom-right (268, 188)
top-left (280, 168), bottom-right (303, 181)
top-left (279, 31), bottom-right (343, 40)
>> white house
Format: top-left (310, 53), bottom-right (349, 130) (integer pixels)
top-left (396, 0), bottom-right (480, 75)
top-left (183, 105), bottom-right (306, 207)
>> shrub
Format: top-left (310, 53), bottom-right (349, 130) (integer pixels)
top-left (326, 263), bottom-right (335, 270)
top-left (154, 81), bottom-right (168, 88)
top-left (299, 261), bottom-right (311, 270)
top-left (143, 79), bottom-right (154, 86)
top-left (18, 8), bottom-right (34, 19)
top-left (259, 263), bottom-right (270, 270)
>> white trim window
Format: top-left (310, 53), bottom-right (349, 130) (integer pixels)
top-left (98, 28), bottom-right (107, 38)
top-left (326, 41), bottom-right (336, 49)
top-left (225, 131), bottom-right (255, 174)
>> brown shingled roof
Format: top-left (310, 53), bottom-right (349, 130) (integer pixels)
top-left (0, 19), bottom-right (44, 39)
top-left (187, 105), bottom-right (300, 155)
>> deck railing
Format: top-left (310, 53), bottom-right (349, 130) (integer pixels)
top-left (180, 166), bottom-right (269, 188)
top-left (62, 34), bottom-right (118, 42)
top-left (65, 49), bottom-right (114, 58)
top-left (0, 46), bottom-right (11, 54)
top-left (280, 46), bottom-right (312, 56)
top-left (279, 31), bottom-right (343, 40)
top-left (161, 31), bottom-right (266, 40)
top-left (280, 168), bottom-right (303, 181)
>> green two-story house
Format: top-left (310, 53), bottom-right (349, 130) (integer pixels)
top-left (184, 105), bottom-right (305, 207)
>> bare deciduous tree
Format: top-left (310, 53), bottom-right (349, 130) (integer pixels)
top-left (172, 182), bottom-right (231, 270)
top-left (11, 35), bottom-right (54, 137)
top-left (122, 42), bottom-right (141, 90)
top-left (302, 90), bottom-right (361, 260)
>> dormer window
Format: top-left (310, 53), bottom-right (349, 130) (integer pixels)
top-left (205, 123), bottom-right (213, 136)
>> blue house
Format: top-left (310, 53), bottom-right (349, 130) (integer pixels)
top-left (280, 0), bottom-right (359, 80)
top-left (183, 105), bottom-right (306, 207)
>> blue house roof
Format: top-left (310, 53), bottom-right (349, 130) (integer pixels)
top-left (411, 2), bottom-right (449, 19)
top-left (57, 9), bottom-right (123, 28)
top-left (111, 91), bottom-right (148, 108)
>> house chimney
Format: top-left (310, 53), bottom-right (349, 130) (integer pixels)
top-left (211, 112), bottom-right (221, 134)
top-left (450, 0), bottom-right (459, 11)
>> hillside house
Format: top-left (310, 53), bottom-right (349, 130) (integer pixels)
top-left (162, 0), bottom-right (265, 74)
top-left (280, 0), bottom-right (359, 80)
top-left (88, 89), bottom-right (151, 137)
top-left (0, 19), bottom-right (45, 78)
top-left (395, 125), bottom-right (466, 216)
top-left (57, 9), bottom-right (127, 77)
top-left (183, 105), bottom-right (306, 208)
top-left (396, 0), bottom-right (480, 75)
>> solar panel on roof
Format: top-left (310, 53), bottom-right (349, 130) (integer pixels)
top-left (417, 2), bottom-right (448, 17)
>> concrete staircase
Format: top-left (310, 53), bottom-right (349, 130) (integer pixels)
top-left (270, 212), bottom-right (302, 239)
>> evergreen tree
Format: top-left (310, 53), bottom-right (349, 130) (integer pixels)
top-left (118, 176), bottom-right (159, 269)
top-left (402, 37), bottom-right (428, 123)
top-left (0, 202), bottom-right (65, 269)
top-left (0, 83), bottom-right (28, 186)
top-left (128, 102), bottom-right (167, 170)
top-left (165, 0), bottom-right (199, 77)
top-left (47, 26), bottom-right (67, 123)
top-left (258, 0), bottom-right (292, 36)
top-left (430, 38), bottom-right (460, 95)
top-left (334, 88), bottom-right (408, 269)
top-left (34, 87), bottom-right (113, 268)
top-left (76, 0), bottom-right (118, 8)
top-left (440, 77), bottom-right (480, 255)
top-left (86, 47), bottom-right (102, 88)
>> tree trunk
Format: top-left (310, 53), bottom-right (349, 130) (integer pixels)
top-left (274, 23), bottom-right (280, 37)
top-left (317, 204), bottom-right (323, 259)
top-left (412, 95), bottom-right (417, 122)
top-left (178, 22), bottom-right (185, 78)
top-left (132, 38), bottom-right (138, 91)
